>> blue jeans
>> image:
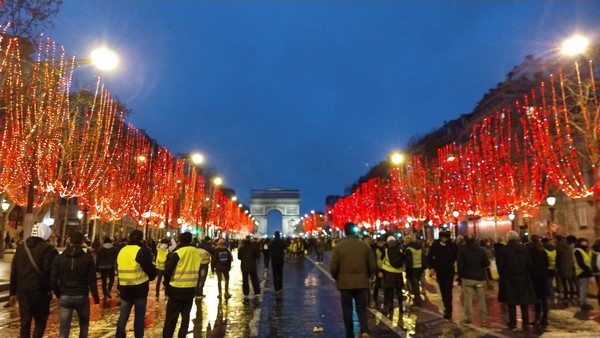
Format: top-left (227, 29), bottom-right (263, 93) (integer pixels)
top-left (59, 294), bottom-right (90, 338)
top-left (340, 288), bottom-right (369, 338)
top-left (196, 264), bottom-right (209, 296)
top-left (116, 297), bottom-right (147, 338)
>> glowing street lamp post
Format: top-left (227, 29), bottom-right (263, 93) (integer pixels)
top-left (452, 210), bottom-right (459, 238)
top-left (547, 196), bottom-right (556, 238)
top-left (508, 211), bottom-right (516, 231)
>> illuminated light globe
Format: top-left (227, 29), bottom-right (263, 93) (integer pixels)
top-left (90, 47), bottom-right (119, 71)
top-left (561, 35), bottom-right (589, 56)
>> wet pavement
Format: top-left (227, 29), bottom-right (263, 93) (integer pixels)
top-left (0, 251), bottom-right (599, 337)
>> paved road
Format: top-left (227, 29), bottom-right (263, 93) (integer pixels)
top-left (0, 250), bottom-right (599, 337)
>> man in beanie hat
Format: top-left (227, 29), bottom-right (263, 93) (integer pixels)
top-left (195, 236), bottom-right (215, 298)
top-left (51, 231), bottom-right (100, 338)
top-left (162, 232), bottom-right (201, 338)
top-left (9, 222), bottom-right (58, 338)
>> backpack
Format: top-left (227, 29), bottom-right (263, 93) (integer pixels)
top-left (387, 244), bottom-right (405, 268)
top-left (218, 250), bottom-right (230, 263)
top-left (592, 251), bottom-right (600, 273)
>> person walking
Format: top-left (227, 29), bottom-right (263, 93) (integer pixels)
top-left (330, 222), bottom-right (377, 338)
top-left (315, 236), bottom-right (326, 264)
top-left (8, 222), bottom-right (58, 338)
top-left (497, 231), bottom-right (536, 331)
top-left (404, 235), bottom-right (425, 306)
top-left (238, 236), bottom-right (261, 299)
top-left (162, 232), bottom-right (202, 338)
top-left (96, 237), bottom-right (118, 299)
top-left (457, 235), bottom-right (490, 326)
top-left (371, 236), bottom-right (386, 308)
top-left (196, 236), bottom-right (214, 298)
top-left (50, 232), bottom-right (100, 338)
top-left (381, 236), bottom-right (405, 317)
top-left (591, 239), bottom-right (600, 307)
top-left (212, 238), bottom-right (233, 299)
top-left (155, 239), bottom-right (170, 298)
top-left (426, 231), bottom-right (457, 320)
top-left (262, 238), bottom-right (271, 270)
top-left (269, 231), bottom-right (286, 295)
top-left (556, 235), bottom-right (577, 302)
top-left (115, 230), bottom-right (158, 338)
top-left (573, 237), bottom-right (593, 311)
top-left (527, 235), bottom-right (550, 327)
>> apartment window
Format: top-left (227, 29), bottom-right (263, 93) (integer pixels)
top-left (578, 207), bottom-right (588, 229)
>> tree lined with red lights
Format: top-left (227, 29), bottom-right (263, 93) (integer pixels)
top-left (0, 34), bottom-right (253, 237)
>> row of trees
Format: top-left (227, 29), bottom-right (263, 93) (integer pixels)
top-left (0, 31), bottom-right (254, 243)
top-left (332, 55), bottom-right (600, 238)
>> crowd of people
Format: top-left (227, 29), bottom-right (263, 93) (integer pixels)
top-left (7, 219), bottom-right (600, 338)
top-left (330, 222), bottom-right (600, 337)
top-left (7, 223), bottom-right (297, 338)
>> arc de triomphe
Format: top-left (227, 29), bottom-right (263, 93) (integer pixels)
top-left (250, 189), bottom-right (300, 236)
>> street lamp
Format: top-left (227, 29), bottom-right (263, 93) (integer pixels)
top-left (452, 209), bottom-right (459, 238)
top-left (561, 35), bottom-right (589, 56)
top-left (508, 211), bottom-right (516, 231)
top-left (390, 152), bottom-right (405, 166)
top-left (1, 200), bottom-right (10, 252)
top-left (88, 47), bottom-right (120, 71)
top-left (547, 196), bottom-right (556, 237)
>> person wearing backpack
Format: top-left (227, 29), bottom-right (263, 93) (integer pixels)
top-left (404, 235), bottom-right (424, 306)
top-left (426, 230), bottom-right (457, 320)
top-left (380, 235), bottom-right (405, 318)
top-left (212, 238), bottom-right (233, 298)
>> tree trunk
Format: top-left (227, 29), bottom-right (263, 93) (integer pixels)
top-left (594, 197), bottom-right (600, 239)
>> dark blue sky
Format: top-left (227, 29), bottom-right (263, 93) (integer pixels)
top-left (47, 1), bottom-right (600, 215)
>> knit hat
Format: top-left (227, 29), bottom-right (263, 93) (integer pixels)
top-left (180, 232), bottom-right (192, 245)
top-left (31, 222), bottom-right (52, 241)
top-left (387, 236), bottom-right (396, 242)
top-left (70, 232), bottom-right (84, 246)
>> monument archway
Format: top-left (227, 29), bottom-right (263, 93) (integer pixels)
top-left (250, 189), bottom-right (300, 236)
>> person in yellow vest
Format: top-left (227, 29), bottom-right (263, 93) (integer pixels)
top-left (162, 232), bottom-right (201, 338)
top-left (573, 237), bottom-right (593, 311)
top-left (404, 235), bottom-right (424, 306)
top-left (542, 238), bottom-right (557, 303)
top-left (591, 239), bottom-right (600, 307)
top-left (381, 236), bottom-right (405, 318)
top-left (155, 238), bottom-right (170, 298)
top-left (115, 230), bottom-right (157, 338)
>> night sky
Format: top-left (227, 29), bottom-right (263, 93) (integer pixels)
top-left (46, 1), bottom-right (600, 215)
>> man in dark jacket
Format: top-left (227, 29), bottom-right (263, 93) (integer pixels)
top-left (212, 238), bottom-right (233, 298)
top-left (96, 237), bottom-right (118, 299)
top-left (9, 222), bottom-right (57, 338)
top-left (497, 231), bottom-right (536, 331)
top-left (51, 232), bottom-right (100, 338)
top-left (426, 230), bottom-right (457, 319)
top-left (457, 235), bottom-right (490, 325)
top-left (268, 231), bottom-right (286, 294)
top-left (162, 232), bottom-right (201, 338)
top-left (115, 230), bottom-right (158, 338)
top-left (238, 236), bottom-right (261, 299)
top-left (330, 222), bottom-right (377, 338)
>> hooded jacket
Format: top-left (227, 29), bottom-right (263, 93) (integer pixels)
top-left (50, 245), bottom-right (100, 303)
top-left (96, 242), bottom-right (118, 270)
top-left (457, 242), bottom-right (490, 281)
top-left (9, 237), bottom-right (57, 295)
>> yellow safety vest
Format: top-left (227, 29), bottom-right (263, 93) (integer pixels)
top-left (156, 247), bottom-right (168, 270)
top-left (544, 248), bottom-right (556, 270)
top-left (117, 245), bottom-right (149, 286)
top-left (574, 247), bottom-right (591, 277)
top-left (170, 246), bottom-right (201, 288)
top-left (406, 246), bottom-right (422, 269)
top-left (381, 247), bottom-right (404, 273)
